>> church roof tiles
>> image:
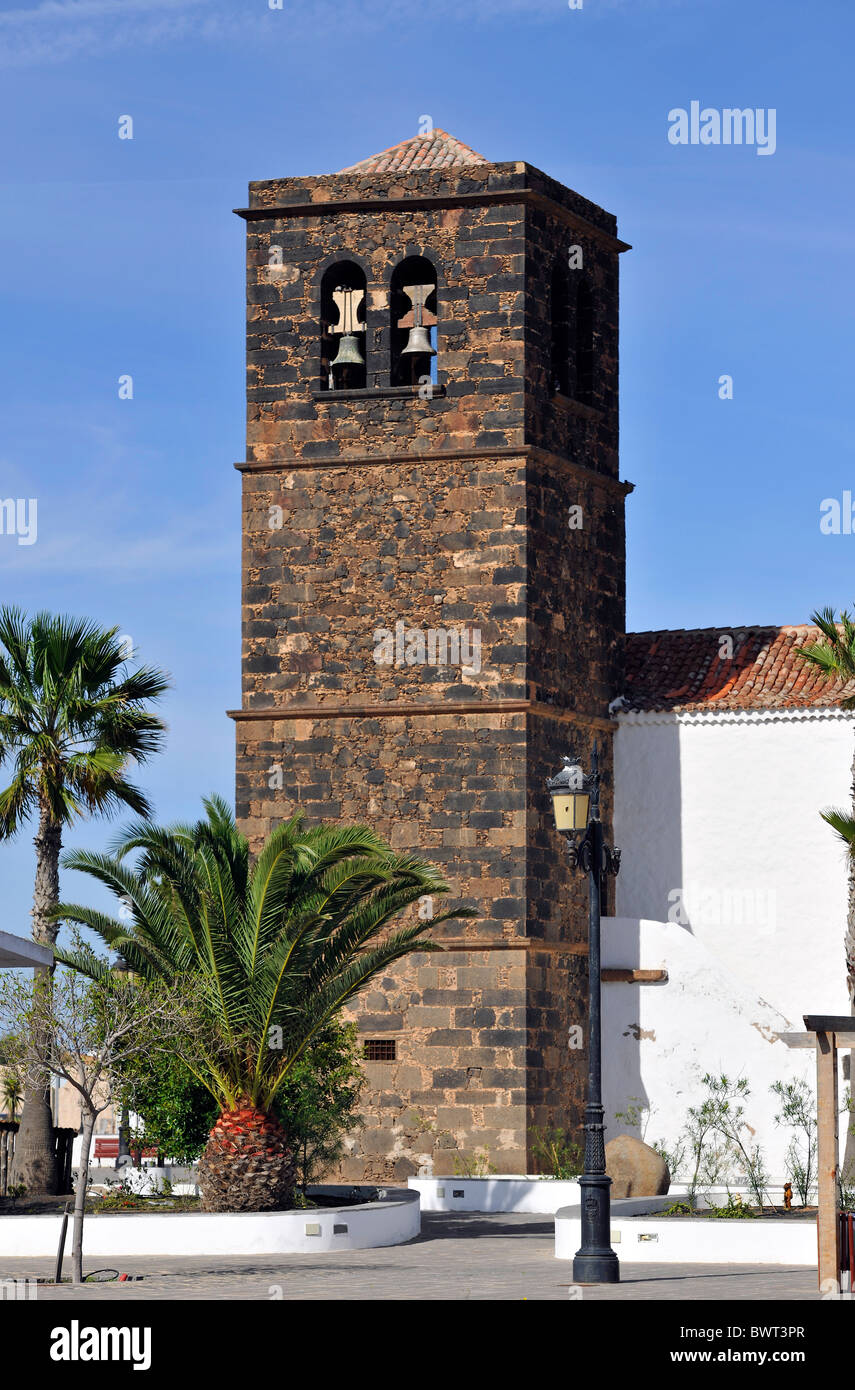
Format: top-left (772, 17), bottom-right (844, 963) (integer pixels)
top-left (339, 129), bottom-right (489, 175)
top-left (625, 625), bottom-right (855, 713)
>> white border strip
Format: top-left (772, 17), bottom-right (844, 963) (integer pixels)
top-left (619, 707), bottom-right (855, 728)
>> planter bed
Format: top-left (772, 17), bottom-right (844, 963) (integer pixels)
top-left (554, 1196), bottom-right (817, 1265)
top-left (0, 1185), bottom-right (420, 1257)
top-left (409, 1176), bottom-right (581, 1214)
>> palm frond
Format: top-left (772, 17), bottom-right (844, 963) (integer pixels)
top-left (57, 797), bottom-right (477, 1114)
top-left (821, 807), bottom-right (855, 851)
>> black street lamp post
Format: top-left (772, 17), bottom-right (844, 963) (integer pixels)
top-left (547, 744), bottom-right (621, 1285)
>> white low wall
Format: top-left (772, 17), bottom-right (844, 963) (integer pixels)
top-left (409, 1176), bottom-right (581, 1213)
top-left (555, 1197), bottom-right (817, 1265)
top-left (0, 1190), bottom-right (420, 1257)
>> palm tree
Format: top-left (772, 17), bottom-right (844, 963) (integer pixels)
top-left (2, 1070), bottom-right (22, 1122)
top-left (55, 796), bottom-right (475, 1211)
top-left (0, 608), bottom-right (168, 1192)
top-left (797, 607), bottom-right (855, 1178)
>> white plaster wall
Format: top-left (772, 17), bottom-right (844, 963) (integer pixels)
top-left (614, 710), bottom-right (854, 1021)
top-left (601, 918), bottom-right (818, 1184)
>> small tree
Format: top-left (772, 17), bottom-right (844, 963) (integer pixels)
top-left (700, 1074), bottom-right (771, 1211)
top-left (771, 1077), bottom-right (817, 1206)
top-left (1, 1069), bottom-right (22, 1122)
top-left (682, 1086), bottom-right (730, 1207)
top-left (0, 608), bottom-right (168, 1193)
top-left (116, 1051), bottom-right (216, 1167)
top-left (676, 1075), bottom-right (771, 1210)
top-left (0, 948), bottom-right (190, 1283)
top-left (674, 1074), bottom-right (771, 1209)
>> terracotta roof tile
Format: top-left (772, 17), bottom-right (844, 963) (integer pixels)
top-left (625, 625), bottom-right (855, 712)
top-left (339, 129), bottom-right (489, 175)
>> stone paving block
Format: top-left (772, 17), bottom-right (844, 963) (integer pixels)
top-left (0, 1214), bottom-right (817, 1302)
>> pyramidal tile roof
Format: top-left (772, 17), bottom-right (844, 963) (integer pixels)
top-left (339, 129), bottom-right (489, 175)
top-left (625, 625), bottom-right (855, 713)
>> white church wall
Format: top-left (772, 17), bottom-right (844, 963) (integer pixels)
top-left (614, 708), bottom-right (854, 1022)
top-left (602, 917), bottom-right (818, 1185)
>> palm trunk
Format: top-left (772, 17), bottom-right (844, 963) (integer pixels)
top-left (11, 800), bottom-right (61, 1195)
top-left (72, 1108), bottom-right (95, 1285)
top-left (197, 1102), bottom-right (295, 1212)
top-left (843, 743), bottom-right (855, 1185)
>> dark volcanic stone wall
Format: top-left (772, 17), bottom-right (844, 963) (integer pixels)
top-left (244, 175), bottom-right (527, 465)
top-left (240, 456), bottom-right (528, 709)
top-left (233, 151), bottom-right (629, 1178)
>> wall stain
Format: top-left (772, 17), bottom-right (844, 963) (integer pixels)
top-left (623, 1022), bottom-right (656, 1041)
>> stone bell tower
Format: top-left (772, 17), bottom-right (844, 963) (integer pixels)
top-left (231, 129), bottom-right (632, 1180)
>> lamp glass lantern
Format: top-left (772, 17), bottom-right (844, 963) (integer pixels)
top-left (548, 762), bottom-right (590, 834)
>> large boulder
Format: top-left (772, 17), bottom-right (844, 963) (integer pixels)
top-left (605, 1135), bottom-right (670, 1198)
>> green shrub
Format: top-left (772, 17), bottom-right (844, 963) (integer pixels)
top-left (709, 1195), bottom-right (757, 1219)
top-left (452, 1148), bottom-right (496, 1178)
top-left (528, 1127), bottom-right (582, 1179)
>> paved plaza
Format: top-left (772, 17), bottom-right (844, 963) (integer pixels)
top-left (0, 1213), bottom-right (818, 1300)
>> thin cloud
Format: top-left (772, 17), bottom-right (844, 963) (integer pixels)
top-left (0, 435), bottom-right (234, 577)
top-left (0, 0), bottom-right (228, 66)
top-left (0, 510), bottom-right (234, 576)
top-left (0, 0), bottom-right (693, 68)
top-left (0, 0), bottom-right (202, 24)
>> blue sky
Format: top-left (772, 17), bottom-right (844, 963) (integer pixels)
top-left (0, 0), bottom-right (852, 932)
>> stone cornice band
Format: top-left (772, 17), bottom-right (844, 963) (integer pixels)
top-left (234, 187), bottom-right (632, 255)
top-left (235, 444), bottom-right (635, 497)
top-left (228, 698), bottom-right (616, 731)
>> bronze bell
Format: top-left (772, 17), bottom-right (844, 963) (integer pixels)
top-left (399, 282), bottom-right (437, 358)
top-left (401, 324), bottom-right (435, 357)
top-left (331, 333), bottom-right (365, 367)
top-left (330, 285), bottom-right (366, 369)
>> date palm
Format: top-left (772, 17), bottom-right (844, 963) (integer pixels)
top-left (0, 608), bottom-right (168, 1192)
top-left (2, 1070), bottom-right (22, 1122)
top-left (55, 796), bottom-right (474, 1211)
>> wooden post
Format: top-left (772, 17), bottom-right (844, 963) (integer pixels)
top-left (815, 1029), bottom-right (840, 1290)
top-left (782, 1019), bottom-right (855, 1292)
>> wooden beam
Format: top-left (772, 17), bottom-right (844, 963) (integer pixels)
top-left (815, 1030), bottom-right (840, 1291)
top-left (804, 1014), bottom-right (855, 1033)
top-left (779, 1030), bottom-right (855, 1048)
top-left (601, 968), bottom-right (668, 984)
